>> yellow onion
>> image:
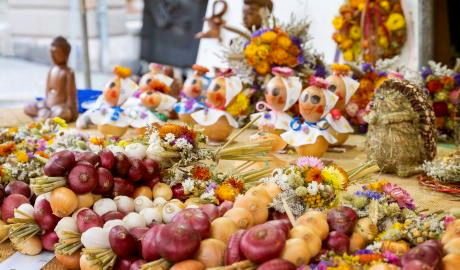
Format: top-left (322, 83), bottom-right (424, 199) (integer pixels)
top-left (50, 187), bottom-right (78, 218)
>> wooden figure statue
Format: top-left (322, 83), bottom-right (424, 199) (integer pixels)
top-left (24, 36), bottom-right (77, 122)
top-left (243, 0), bottom-right (273, 30)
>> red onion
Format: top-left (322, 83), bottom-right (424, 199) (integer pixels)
top-left (34, 199), bottom-right (60, 231)
top-left (257, 258), bottom-right (296, 270)
top-left (200, 204), bottom-right (219, 222)
top-left (129, 227), bottom-right (149, 255)
top-left (5, 181), bottom-right (31, 198)
top-left (67, 163), bottom-right (98, 194)
top-left (113, 177), bottom-right (135, 197)
top-left (327, 206), bottom-right (358, 235)
top-left (239, 223), bottom-right (286, 264)
top-left (402, 260), bottom-right (434, 270)
top-left (93, 167), bottom-right (114, 195)
top-left (0, 184), bottom-right (5, 205)
top-left (75, 151), bottom-right (100, 166)
top-left (141, 224), bottom-right (165, 261)
top-left (326, 231), bottom-right (350, 254)
top-left (218, 201), bottom-right (233, 216)
top-left (110, 225), bottom-right (137, 258)
top-left (41, 231), bottom-right (59, 251)
top-left (115, 153), bottom-right (131, 176)
top-left (171, 183), bottom-right (188, 201)
top-left (127, 159), bottom-right (146, 182)
top-left (113, 258), bottom-right (134, 270)
top-left (171, 208), bottom-right (210, 238)
top-left (77, 208), bottom-right (104, 233)
top-left (129, 259), bottom-right (146, 270)
top-left (142, 159), bottom-right (159, 181)
top-left (103, 211), bottom-right (126, 222)
top-left (265, 219), bottom-right (292, 237)
top-left (1, 194), bottom-right (29, 221)
top-left (43, 150), bottom-right (75, 177)
top-left (270, 210), bottom-right (289, 221)
top-left (155, 222), bottom-right (201, 262)
top-left (100, 149), bottom-right (116, 170)
top-left (142, 175), bottom-right (161, 189)
top-left (225, 229), bottom-right (246, 265)
top-left (401, 240), bottom-right (442, 268)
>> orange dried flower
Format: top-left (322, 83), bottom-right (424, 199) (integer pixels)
top-left (158, 123), bottom-right (195, 140)
top-left (306, 167), bottom-right (323, 183)
top-left (34, 151), bottom-right (49, 159)
top-left (191, 165), bottom-right (212, 181)
top-left (215, 184), bottom-right (239, 202)
top-left (358, 253), bottom-right (382, 264)
top-left (0, 142), bottom-right (16, 156)
top-left (223, 177), bottom-right (244, 192)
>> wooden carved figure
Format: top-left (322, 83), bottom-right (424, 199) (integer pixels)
top-left (243, 0), bottom-right (273, 30)
top-left (174, 65), bottom-right (209, 124)
top-left (325, 64), bottom-right (360, 145)
top-left (250, 67), bottom-right (301, 152)
top-left (281, 77), bottom-right (338, 157)
top-left (191, 69), bottom-right (243, 143)
top-left (24, 36), bottom-right (77, 122)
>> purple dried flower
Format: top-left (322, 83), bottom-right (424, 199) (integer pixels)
top-left (27, 152), bottom-right (35, 159)
top-left (315, 65), bottom-right (327, 78)
top-left (377, 71), bottom-right (388, 77)
top-left (421, 67), bottom-right (433, 79)
top-left (355, 190), bottom-right (383, 200)
top-left (362, 63), bottom-right (374, 73)
top-left (453, 73), bottom-right (460, 87)
top-left (382, 183), bottom-right (415, 210)
top-left (206, 182), bottom-right (218, 192)
top-left (354, 249), bottom-right (373, 255)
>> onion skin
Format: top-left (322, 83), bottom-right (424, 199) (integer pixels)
top-left (129, 227), bottom-right (149, 254)
top-left (289, 225), bottom-right (322, 256)
top-left (200, 204), bottom-right (219, 222)
top-left (94, 167), bottom-right (114, 195)
top-left (171, 208), bottom-right (211, 238)
top-left (245, 186), bottom-right (272, 206)
top-left (297, 211), bottom-right (329, 240)
top-left (258, 258), bottom-right (296, 270)
top-left (113, 177), bottom-right (135, 197)
top-left (326, 231), bottom-right (350, 254)
top-left (109, 225), bottom-right (137, 258)
top-left (133, 186), bottom-right (153, 199)
top-left (77, 193), bottom-right (95, 209)
top-left (443, 254), bottom-right (460, 270)
top-left (155, 222), bottom-right (201, 262)
top-left (194, 238), bottom-right (226, 267)
top-left (75, 151), bottom-right (100, 166)
top-left (80, 253), bottom-right (100, 270)
top-left (142, 175), bottom-right (161, 189)
top-left (265, 219), bottom-right (292, 237)
top-left (234, 195), bottom-right (269, 224)
top-left (41, 231), bottom-right (59, 251)
top-left (211, 217), bottom-right (238, 244)
top-left (217, 201), bottom-right (233, 216)
top-left (55, 252), bottom-right (81, 270)
top-left (68, 163), bottom-right (98, 194)
top-left (129, 259), bottom-right (147, 270)
top-left (50, 187), bottom-right (78, 218)
top-left (115, 153), bottom-right (131, 176)
top-left (34, 199), bottom-right (60, 231)
top-left (170, 260), bottom-right (205, 270)
top-left (153, 183), bottom-right (173, 200)
top-left (239, 223), bottom-right (286, 264)
top-left (141, 224), bottom-right (165, 261)
top-left (172, 183), bottom-right (188, 201)
top-left (402, 260), bottom-right (434, 270)
top-left (2, 194), bottom-right (29, 221)
top-left (113, 258), bottom-right (134, 270)
top-left (401, 240), bottom-right (442, 269)
top-left (225, 229), bottom-right (246, 265)
top-left (5, 180), bottom-right (31, 198)
top-left (142, 159), bottom-right (159, 181)
top-left (44, 150), bottom-right (76, 177)
top-left (280, 238), bottom-right (311, 266)
top-left (127, 159), bottom-right (147, 182)
top-left (327, 206), bottom-right (358, 235)
top-left (15, 235), bottom-right (43, 255)
top-left (224, 207), bottom-right (254, 230)
top-left (77, 208), bottom-right (104, 233)
top-left (103, 211), bottom-right (125, 222)
top-left (100, 149), bottom-right (116, 170)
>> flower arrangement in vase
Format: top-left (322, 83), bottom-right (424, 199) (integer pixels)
top-left (191, 69), bottom-right (249, 143)
top-left (325, 64), bottom-right (360, 145)
top-left (77, 66), bottom-right (138, 137)
top-left (249, 66), bottom-right (301, 152)
top-left (281, 77), bottom-right (338, 157)
top-left (174, 65), bottom-right (209, 124)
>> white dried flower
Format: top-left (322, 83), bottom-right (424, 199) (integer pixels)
top-left (164, 133), bottom-right (175, 143)
top-left (182, 178), bottom-right (195, 194)
top-left (175, 138), bottom-right (193, 151)
top-left (306, 182), bottom-right (319, 195)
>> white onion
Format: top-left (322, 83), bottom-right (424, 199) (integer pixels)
top-left (114, 196), bottom-right (135, 214)
top-left (140, 207), bottom-right (162, 226)
top-left (14, 203), bottom-right (34, 219)
top-left (152, 197), bottom-right (167, 208)
top-left (106, 145), bottom-right (125, 154)
top-left (81, 227), bottom-right (110, 248)
top-left (134, 196), bottom-right (154, 213)
top-left (54, 217), bottom-right (78, 239)
top-left (93, 198), bottom-right (117, 216)
top-left (123, 212), bottom-right (146, 229)
top-left (34, 192), bottom-right (51, 206)
top-left (186, 204), bottom-right (200, 209)
top-left (124, 143), bottom-right (147, 160)
top-left (161, 202), bottom-right (183, 223)
top-left (102, 219), bottom-right (125, 233)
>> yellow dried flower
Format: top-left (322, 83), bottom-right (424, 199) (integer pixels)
top-left (343, 49), bottom-right (355, 61)
top-left (244, 43), bottom-right (258, 58)
top-left (52, 117), bottom-right (67, 128)
top-left (118, 140), bottom-right (128, 147)
top-left (256, 45), bottom-right (270, 59)
top-left (385, 13), bottom-right (406, 31)
top-left (277, 35), bottom-right (293, 49)
top-left (255, 61), bottom-right (271, 75)
top-left (260, 31), bottom-right (277, 43)
top-left (340, 39), bottom-right (353, 50)
top-left (321, 165), bottom-right (348, 190)
top-left (226, 93), bottom-right (250, 117)
top-left (7, 127), bottom-right (18, 135)
top-left (89, 137), bottom-right (105, 146)
top-left (378, 36), bottom-right (389, 48)
top-left (380, 1), bottom-right (390, 11)
top-left (333, 16), bottom-right (344, 30)
top-left (349, 25), bottom-right (361, 40)
top-left (215, 184), bottom-right (239, 202)
top-left (16, 151), bottom-right (29, 163)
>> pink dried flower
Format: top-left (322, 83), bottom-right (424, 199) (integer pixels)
top-left (296, 156), bottom-right (325, 169)
top-left (444, 215), bottom-right (455, 227)
top-left (382, 251), bottom-right (401, 266)
top-left (382, 183), bottom-right (415, 210)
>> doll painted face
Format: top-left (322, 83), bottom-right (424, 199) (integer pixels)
top-left (326, 75), bottom-right (346, 110)
top-left (140, 90), bottom-right (161, 108)
top-left (264, 76), bottom-right (287, 112)
top-left (206, 77), bottom-right (227, 108)
top-left (183, 74), bottom-right (203, 99)
top-left (299, 86), bottom-right (326, 123)
top-left (103, 78), bottom-right (121, 107)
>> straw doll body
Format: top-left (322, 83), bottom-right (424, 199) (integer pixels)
top-left (191, 70), bottom-right (243, 143)
top-left (325, 64), bottom-right (360, 146)
top-left (250, 67), bottom-right (301, 152)
top-left (174, 65), bottom-right (209, 124)
top-left (281, 78), bottom-right (338, 157)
